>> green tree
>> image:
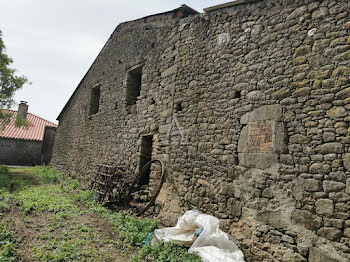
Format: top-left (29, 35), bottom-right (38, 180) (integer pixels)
top-left (0, 30), bottom-right (28, 126)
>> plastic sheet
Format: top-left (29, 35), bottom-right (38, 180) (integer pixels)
top-left (153, 210), bottom-right (245, 262)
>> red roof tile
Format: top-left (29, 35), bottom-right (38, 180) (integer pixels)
top-left (0, 110), bottom-right (57, 141)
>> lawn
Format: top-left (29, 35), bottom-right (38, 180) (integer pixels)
top-left (0, 165), bottom-right (201, 262)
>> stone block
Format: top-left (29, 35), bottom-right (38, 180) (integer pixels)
top-left (257, 209), bottom-right (286, 229)
top-left (335, 87), bottom-right (350, 99)
top-left (227, 198), bottom-right (242, 217)
top-left (312, 8), bottom-right (329, 20)
top-left (291, 209), bottom-right (322, 231)
top-left (237, 126), bottom-right (248, 153)
top-left (290, 134), bottom-right (308, 144)
top-left (344, 228), bottom-right (350, 238)
top-left (161, 65), bottom-right (177, 77)
top-left (309, 248), bottom-right (337, 262)
top-left (246, 90), bottom-right (264, 101)
top-left (324, 218), bottom-right (344, 229)
top-left (274, 122), bottom-right (285, 153)
top-left (309, 163), bottom-right (330, 174)
top-left (323, 132), bottom-right (335, 142)
top-left (293, 45), bottom-right (311, 58)
top-left (238, 153), bottom-right (278, 170)
top-left (287, 5), bottom-right (307, 20)
top-left (272, 87), bottom-right (290, 100)
top-left (323, 181), bottom-right (346, 192)
top-left (342, 153), bottom-right (350, 171)
top-left (315, 199), bottom-right (334, 217)
top-left (304, 179), bottom-right (321, 192)
top-left (280, 154), bottom-right (294, 165)
top-left (317, 227), bottom-right (342, 241)
top-left (262, 188), bottom-right (274, 199)
top-left (240, 112), bottom-right (250, 125)
top-left (346, 178), bottom-right (350, 194)
top-left (332, 66), bottom-right (350, 77)
top-left (292, 87), bottom-right (311, 97)
top-left (326, 107), bottom-right (347, 119)
top-left (240, 104), bottom-right (282, 123)
top-left (316, 143), bottom-right (344, 154)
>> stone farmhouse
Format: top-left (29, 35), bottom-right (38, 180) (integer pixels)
top-left (52, 0), bottom-right (350, 261)
top-left (0, 102), bottom-right (57, 165)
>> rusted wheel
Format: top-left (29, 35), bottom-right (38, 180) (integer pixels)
top-left (127, 159), bottom-right (166, 216)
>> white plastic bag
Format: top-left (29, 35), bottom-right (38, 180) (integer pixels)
top-left (153, 210), bottom-right (245, 262)
top-left (154, 210), bottom-right (201, 247)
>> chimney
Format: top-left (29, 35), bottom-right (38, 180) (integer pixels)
top-left (18, 101), bottom-right (28, 119)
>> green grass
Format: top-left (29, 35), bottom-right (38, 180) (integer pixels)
top-left (0, 166), bottom-right (202, 261)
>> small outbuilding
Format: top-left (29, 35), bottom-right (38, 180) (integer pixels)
top-left (0, 102), bottom-right (57, 166)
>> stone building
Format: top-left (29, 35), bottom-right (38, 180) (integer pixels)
top-left (52, 0), bottom-right (350, 261)
top-left (0, 102), bottom-right (57, 166)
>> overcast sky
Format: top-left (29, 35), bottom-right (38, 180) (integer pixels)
top-left (0, 0), bottom-right (228, 123)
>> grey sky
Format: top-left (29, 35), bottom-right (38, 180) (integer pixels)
top-left (0, 0), bottom-right (227, 123)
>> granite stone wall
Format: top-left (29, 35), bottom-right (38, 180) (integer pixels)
top-left (52, 0), bottom-right (350, 260)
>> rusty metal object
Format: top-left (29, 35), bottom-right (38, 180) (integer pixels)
top-left (89, 159), bottom-right (166, 215)
top-left (89, 163), bottom-right (134, 204)
top-left (127, 159), bottom-right (166, 216)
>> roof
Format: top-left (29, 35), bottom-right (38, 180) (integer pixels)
top-left (56, 4), bottom-right (198, 121)
top-left (204, 0), bottom-right (261, 12)
top-left (0, 110), bottom-right (57, 141)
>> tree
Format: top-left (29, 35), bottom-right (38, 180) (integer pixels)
top-left (0, 30), bottom-right (28, 127)
top-left (0, 30), bottom-right (27, 108)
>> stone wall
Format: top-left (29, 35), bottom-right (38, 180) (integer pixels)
top-left (42, 126), bottom-right (57, 165)
top-left (52, 0), bottom-right (350, 260)
top-left (0, 138), bottom-right (42, 166)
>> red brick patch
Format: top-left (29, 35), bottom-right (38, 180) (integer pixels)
top-left (249, 121), bottom-right (273, 153)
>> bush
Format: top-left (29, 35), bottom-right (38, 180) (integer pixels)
top-left (0, 165), bottom-right (11, 190)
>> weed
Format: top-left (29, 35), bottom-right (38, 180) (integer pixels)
top-left (0, 189), bottom-right (11, 214)
top-left (33, 166), bottom-right (65, 184)
top-left (0, 218), bottom-right (19, 261)
top-left (16, 184), bottom-right (79, 215)
top-left (6, 166), bottom-right (204, 261)
top-left (0, 165), bottom-right (11, 190)
top-left (131, 242), bottom-right (202, 262)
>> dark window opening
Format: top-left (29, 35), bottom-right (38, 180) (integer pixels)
top-left (114, 102), bottom-right (118, 110)
top-left (126, 65), bottom-right (143, 112)
top-left (139, 135), bottom-right (153, 186)
top-left (90, 86), bottom-right (100, 115)
top-left (175, 103), bottom-right (183, 112)
top-left (234, 91), bottom-right (241, 99)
